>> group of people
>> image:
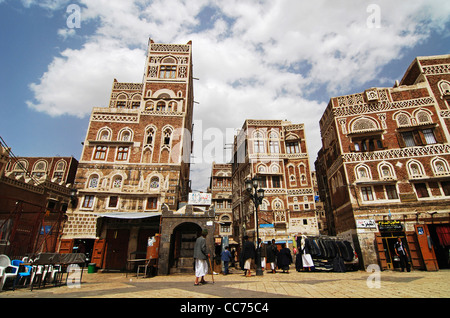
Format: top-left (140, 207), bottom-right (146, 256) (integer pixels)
top-left (240, 236), bottom-right (294, 276)
top-left (193, 230), bottom-right (314, 285)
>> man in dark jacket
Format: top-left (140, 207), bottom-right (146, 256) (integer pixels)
top-left (241, 235), bottom-right (255, 277)
top-left (266, 239), bottom-right (278, 273)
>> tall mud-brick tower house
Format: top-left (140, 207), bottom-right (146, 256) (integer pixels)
top-left (316, 54), bottom-right (450, 272)
top-left (60, 40), bottom-right (195, 272)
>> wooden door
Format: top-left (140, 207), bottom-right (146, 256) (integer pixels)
top-left (406, 232), bottom-right (424, 270)
top-left (105, 229), bottom-right (130, 270)
top-left (374, 234), bottom-right (388, 270)
top-left (59, 239), bottom-right (74, 254)
top-left (414, 224), bottom-right (439, 271)
top-left (91, 239), bottom-right (106, 268)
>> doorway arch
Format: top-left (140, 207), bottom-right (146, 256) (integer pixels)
top-left (169, 222), bottom-right (202, 273)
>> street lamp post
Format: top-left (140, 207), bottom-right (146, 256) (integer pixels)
top-left (245, 176), bottom-right (265, 276)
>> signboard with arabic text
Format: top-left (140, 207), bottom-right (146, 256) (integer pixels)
top-left (188, 192), bottom-right (212, 205)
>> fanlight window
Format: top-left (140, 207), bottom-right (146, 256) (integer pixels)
top-left (438, 81), bottom-right (450, 95)
top-left (150, 177), bottom-right (160, 189)
top-left (98, 128), bottom-right (111, 141)
top-left (416, 111), bottom-right (431, 124)
top-left (88, 175), bottom-right (99, 188)
top-left (408, 161), bottom-right (425, 178)
top-left (432, 158), bottom-right (450, 176)
top-left (112, 175), bottom-right (123, 188)
top-left (356, 165), bottom-right (371, 180)
top-left (352, 118), bottom-right (377, 132)
top-left (396, 113), bottom-right (411, 127)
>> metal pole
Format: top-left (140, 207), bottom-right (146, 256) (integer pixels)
top-left (254, 198), bottom-right (263, 276)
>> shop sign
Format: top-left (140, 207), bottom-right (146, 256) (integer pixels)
top-left (188, 192), bottom-right (211, 205)
top-left (378, 220), bottom-right (403, 231)
top-left (356, 219), bottom-right (377, 229)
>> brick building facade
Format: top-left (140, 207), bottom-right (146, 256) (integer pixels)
top-left (0, 151), bottom-right (78, 256)
top-left (231, 120), bottom-right (319, 248)
top-left (60, 40), bottom-right (214, 274)
top-left (316, 54), bottom-right (450, 271)
top-left (208, 162), bottom-right (234, 242)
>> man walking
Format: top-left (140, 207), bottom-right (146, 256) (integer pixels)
top-left (194, 229), bottom-right (210, 285)
top-left (266, 239), bottom-right (278, 273)
top-left (394, 237), bottom-right (410, 272)
top-left (221, 246), bottom-right (232, 275)
top-left (241, 235), bottom-right (255, 277)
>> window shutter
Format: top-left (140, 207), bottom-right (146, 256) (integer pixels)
top-left (349, 143), bottom-right (355, 152)
top-left (434, 127), bottom-right (445, 143)
top-left (397, 132), bottom-right (406, 148)
top-left (413, 130), bottom-right (423, 145)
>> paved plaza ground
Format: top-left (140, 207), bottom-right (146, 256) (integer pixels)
top-left (1, 267), bottom-right (447, 315)
top-left (1, 266), bottom-right (448, 299)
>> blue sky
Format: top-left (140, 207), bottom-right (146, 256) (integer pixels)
top-left (0, 0), bottom-right (449, 191)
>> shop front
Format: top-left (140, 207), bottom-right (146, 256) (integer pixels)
top-left (59, 212), bottom-right (161, 271)
top-left (375, 220), bottom-right (446, 271)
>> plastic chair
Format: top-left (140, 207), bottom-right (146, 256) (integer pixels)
top-left (29, 265), bottom-right (44, 290)
top-left (0, 255), bottom-right (19, 290)
top-left (44, 264), bottom-right (61, 286)
top-left (11, 260), bottom-right (32, 288)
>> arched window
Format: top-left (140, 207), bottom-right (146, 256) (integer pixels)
top-left (131, 94), bottom-right (141, 109)
top-left (159, 57), bottom-right (177, 79)
top-left (88, 174), bottom-right (99, 188)
top-left (116, 94), bottom-right (127, 108)
top-left (416, 110), bottom-right (432, 124)
top-left (167, 101), bottom-right (177, 112)
top-left (378, 162), bottom-right (396, 179)
top-left (257, 164), bottom-right (267, 173)
top-left (355, 164), bottom-right (371, 180)
top-left (145, 127), bottom-right (156, 146)
top-left (288, 165), bottom-right (296, 185)
top-left (253, 130), bottom-right (265, 153)
top-left (156, 101), bottom-right (166, 111)
top-left (53, 160), bottom-right (66, 182)
top-left (395, 113), bottom-right (411, 127)
top-left (268, 130), bottom-right (280, 154)
top-left (97, 128), bottom-right (112, 141)
top-left (408, 160), bottom-right (425, 178)
top-left (150, 176), bottom-right (160, 189)
top-left (145, 101), bottom-right (154, 111)
top-left (32, 160), bottom-right (47, 179)
top-left (432, 158), bottom-right (449, 176)
top-left (270, 163), bottom-right (281, 174)
top-left (162, 127), bottom-right (173, 147)
top-left (112, 175), bottom-right (123, 189)
top-left (438, 80), bottom-right (450, 95)
top-left (119, 129), bottom-right (133, 142)
top-left (273, 198), bottom-right (284, 210)
top-left (351, 117), bottom-right (377, 132)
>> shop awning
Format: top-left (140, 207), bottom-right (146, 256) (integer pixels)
top-left (97, 212), bottom-right (161, 219)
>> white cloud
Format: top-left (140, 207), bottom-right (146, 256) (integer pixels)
top-left (20, 0), bottom-right (71, 10)
top-left (27, 38), bottom-right (145, 118)
top-left (22, 0), bottom-right (450, 190)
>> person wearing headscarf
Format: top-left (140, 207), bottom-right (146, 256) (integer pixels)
top-left (301, 235), bottom-right (314, 271)
top-left (277, 243), bottom-right (293, 273)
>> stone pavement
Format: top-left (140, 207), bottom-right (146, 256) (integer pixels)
top-left (1, 267), bottom-right (449, 299)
